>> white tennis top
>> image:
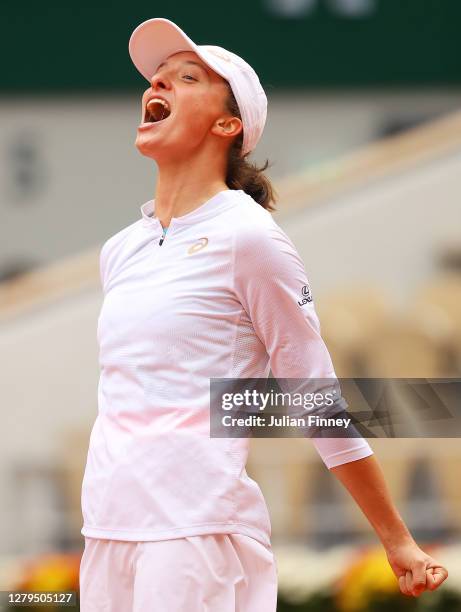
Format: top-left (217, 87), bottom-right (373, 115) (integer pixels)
top-left (81, 188), bottom-right (373, 546)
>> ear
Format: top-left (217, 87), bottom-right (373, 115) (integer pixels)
top-left (211, 116), bottom-right (243, 141)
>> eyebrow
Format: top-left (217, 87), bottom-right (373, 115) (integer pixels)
top-left (155, 59), bottom-right (209, 77)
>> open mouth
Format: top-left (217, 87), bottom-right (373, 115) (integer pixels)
top-left (143, 98), bottom-right (172, 124)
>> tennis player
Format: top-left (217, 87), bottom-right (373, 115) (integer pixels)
top-left (79, 17), bottom-right (448, 611)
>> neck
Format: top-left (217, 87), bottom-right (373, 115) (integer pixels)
top-left (152, 146), bottom-right (229, 227)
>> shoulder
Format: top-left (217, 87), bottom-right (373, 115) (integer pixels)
top-left (101, 218), bottom-right (141, 258)
top-left (229, 191), bottom-right (299, 263)
top-left (99, 217), bottom-right (143, 289)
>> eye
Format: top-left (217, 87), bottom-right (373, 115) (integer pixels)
top-left (183, 74), bottom-right (197, 81)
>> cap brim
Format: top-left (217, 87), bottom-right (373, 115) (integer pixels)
top-left (129, 18), bottom-right (204, 82)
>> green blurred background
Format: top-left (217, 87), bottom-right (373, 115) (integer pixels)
top-left (2, 0), bottom-right (461, 91)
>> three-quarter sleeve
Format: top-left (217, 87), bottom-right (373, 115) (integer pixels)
top-left (232, 220), bottom-right (374, 469)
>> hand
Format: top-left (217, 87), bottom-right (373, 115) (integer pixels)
top-left (385, 541), bottom-right (448, 597)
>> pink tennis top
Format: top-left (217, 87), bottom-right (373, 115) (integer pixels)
top-left (80, 188), bottom-right (373, 546)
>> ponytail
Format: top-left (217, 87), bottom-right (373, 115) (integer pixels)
top-left (224, 83), bottom-right (278, 212)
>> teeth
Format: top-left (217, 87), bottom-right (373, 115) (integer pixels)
top-left (145, 98), bottom-right (171, 123)
top-left (147, 98), bottom-right (170, 111)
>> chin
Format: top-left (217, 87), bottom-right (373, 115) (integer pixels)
top-left (134, 137), bottom-right (158, 160)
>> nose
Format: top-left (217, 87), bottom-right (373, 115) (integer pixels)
top-left (150, 71), bottom-right (169, 91)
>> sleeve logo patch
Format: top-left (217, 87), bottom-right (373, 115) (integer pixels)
top-left (297, 284), bottom-right (313, 306)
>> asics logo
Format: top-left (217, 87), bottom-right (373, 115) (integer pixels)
top-left (188, 237), bottom-right (209, 255)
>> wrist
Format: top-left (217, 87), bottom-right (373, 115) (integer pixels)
top-left (378, 520), bottom-right (415, 552)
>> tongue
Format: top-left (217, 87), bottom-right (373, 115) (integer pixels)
top-left (148, 101), bottom-right (170, 122)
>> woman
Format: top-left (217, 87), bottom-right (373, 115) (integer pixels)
top-left (79, 17), bottom-right (448, 611)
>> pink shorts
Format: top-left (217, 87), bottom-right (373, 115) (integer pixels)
top-left (79, 534), bottom-right (278, 611)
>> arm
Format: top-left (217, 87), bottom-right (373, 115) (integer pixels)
top-left (330, 454), bottom-right (448, 596)
top-left (233, 218), bottom-right (448, 597)
top-left (232, 219), bottom-right (374, 466)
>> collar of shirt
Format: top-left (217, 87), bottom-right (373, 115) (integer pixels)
top-left (139, 189), bottom-right (241, 230)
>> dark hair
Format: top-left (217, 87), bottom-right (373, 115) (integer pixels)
top-left (224, 82), bottom-right (277, 212)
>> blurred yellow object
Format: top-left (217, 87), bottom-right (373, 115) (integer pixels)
top-left (14, 553), bottom-right (80, 593)
top-left (335, 545), bottom-right (399, 612)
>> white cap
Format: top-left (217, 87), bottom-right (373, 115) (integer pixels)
top-left (128, 17), bottom-right (267, 157)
